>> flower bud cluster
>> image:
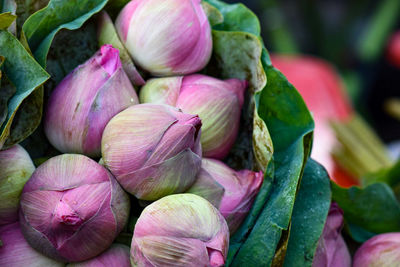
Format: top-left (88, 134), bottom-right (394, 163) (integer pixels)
top-left (1, 0), bottom-right (265, 266)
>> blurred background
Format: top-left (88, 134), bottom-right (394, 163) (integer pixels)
top-left (225, 0), bottom-right (400, 187)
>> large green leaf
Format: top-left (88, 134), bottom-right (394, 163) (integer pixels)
top-left (283, 159), bottom-right (332, 267)
top-left (228, 54), bottom-right (314, 267)
top-left (204, 0), bottom-right (260, 36)
top-left (22, 0), bottom-right (108, 67)
top-left (332, 181), bottom-right (400, 242)
top-left (0, 30), bottom-right (49, 149)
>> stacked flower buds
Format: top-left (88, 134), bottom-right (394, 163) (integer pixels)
top-left (1, 0), bottom-right (265, 266)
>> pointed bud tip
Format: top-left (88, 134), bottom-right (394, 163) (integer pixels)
top-left (54, 201), bottom-right (82, 226)
top-left (238, 169), bottom-right (264, 192)
top-left (208, 249), bottom-right (225, 267)
top-left (185, 115), bottom-right (202, 128)
top-left (96, 44), bottom-right (122, 76)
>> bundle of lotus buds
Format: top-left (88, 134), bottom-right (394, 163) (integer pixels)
top-left (0, 0), bottom-right (271, 266)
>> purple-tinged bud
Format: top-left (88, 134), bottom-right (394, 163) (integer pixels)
top-left (45, 44), bottom-right (139, 157)
top-left (0, 222), bottom-right (64, 267)
top-left (102, 104), bottom-right (202, 200)
top-left (140, 74), bottom-right (247, 159)
top-left (115, 0), bottom-right (212, 76)
top-left (187, 158), bottom-right (263, 233)
top-left (67, 244), bottom-right (130, 267)
top-left (131, 194), bottom-right (229, 267)
top-left (312, 203), bottom-right (351, 267)
top-left (353, 233), bottom-right (400, 267)
top-left (0, 145), bottom-right (35, 225)
top-left (19, 154), bottom-right (130, 262)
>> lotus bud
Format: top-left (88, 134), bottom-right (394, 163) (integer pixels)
top-left (0, 222), bottom-right (64, 267)
top-left (312, 203), bottom-right (351, 267)
top-left (0, 145), bottom-right (35, 225)
top-left (102, 104), bottom-right (202, 200)
top-left (353, 233), bottom-right (400, 267)
top-left (67, 244), bottom-right (130, 267)
top-left (19, 154), bottom-right (130, 262)
top-left (115, 0), bottom-right (212, 76)
top-left (131, 193), bottom-right (229, 266)
top-left (187, 158), bottom-right (263, 233)
top-left (140, 74), bottom-right (247, 158)
top-left (45, 44), bottom-right (139, 157)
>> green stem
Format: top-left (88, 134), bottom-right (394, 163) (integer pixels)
top-left (358, 0), bottom-right (400, 62)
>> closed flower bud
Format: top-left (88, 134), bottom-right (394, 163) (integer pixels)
top-left (19, 154), bottom-right (130, 262)
top-left (353, 233), bottom-right (400, 267)
top-left (131, 194), bottom-right (229, 267)
top-left (0, 145), bottom-right (35, 225)
top-left (0, 222), bottom-right (64, 267)
top-left (312, 203), bottom-right (351, 267)
top-left (102, 104), bottom-right (202, 200)
top-left (45, 44), bottom-right (139, 157)
top-left (115, 0), bottom-right (212, 76)
top-left (67, 244), bottom-right (130, 267)
top-left (187, 158), bottom-right (263, 233)
top-left (140, 74), bottom-right (247, 158)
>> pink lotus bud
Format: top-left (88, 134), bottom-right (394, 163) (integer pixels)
top-left (140, 74), bottom-right (247, 159)
top-left (0, 222), bottom-right (64, 267)
top-left (353, 233), bottom-right (400, 267)
top-left (187, 158), bottom-right (263, 233)
top-left (67, 244), bottom-right (130, 267)
top-left (131, 193), bottom-right (229, 266)
top-left (19, 154), bottom-right (130, 262)
top-left (312, 203), bottom-right (351, 267)
top-left (45, 44), bottom-right (139, 157)
top-left (115, 0), bottom-right (212, 76)
top-left (102, 104), bottom-right (202, 200)
top-left (0, 145), bottom-right (35, 225)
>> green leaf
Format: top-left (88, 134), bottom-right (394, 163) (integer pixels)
top-left (332, 182), bottom-right (400, 242)
top-left (22, 0), bottom-right (108, 67)
top-left (283, 159), bottom-right (332, 267)
top-left (227, 161), bottom-right (275, 262)
top-left (228, 54), bottom-right (314, 267)
top-left (0, 30), bottom-right (49, 149)
top-left (202, 1), bottom-right (223, 27)
top-left (204, 0), bottom-right (260, 36)
top-left (3, 86), bottom-right (43, 147)
top-left (45, 21), bottom-right (99, 84)
top-left (0, 12), bottom-right (16, 29)
top-left (363, 159), bottom-right (400, 187)
top-left (208, 30), bottom-right (266, 92)
top-left (0, 57), bottom-right (16, 126)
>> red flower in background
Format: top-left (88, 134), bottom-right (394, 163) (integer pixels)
top-left (271, 55), bottom-right (358, 187)
top-left (386, 30), bottom-right (400, 68)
